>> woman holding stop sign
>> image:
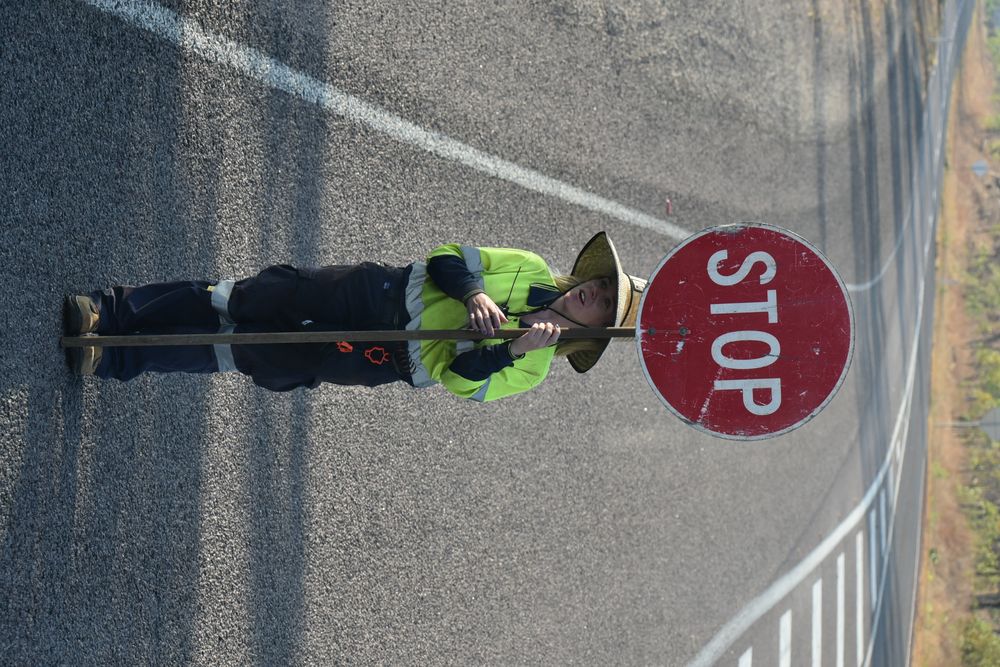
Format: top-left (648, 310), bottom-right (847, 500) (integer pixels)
top-left (64, 232), bottom-right (646, 402)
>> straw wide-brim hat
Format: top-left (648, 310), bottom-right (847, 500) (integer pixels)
top-left (567, 231), bottom-right (646, 374)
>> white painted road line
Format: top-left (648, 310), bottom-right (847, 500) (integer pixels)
top-left (689, 0), bottom-right (959, 650)
top-left (843, 158), bottom-right (919, 293)
top-left (80, 0), bottom-right (926, 299)
top-left (75, 1), bottom-right (966, 664)
top-left (80, 0), bottom-right (689, 242)
top-left (690, 259), bottom-right (929, 667)
top-left (887, 459), bottom-right (895, 511)
top-left (856, 532), bottom-right (864, 667)
top-left (868, 511), bottom-right (877, 604)
top-left (779, 610), bottom-right (791, 667)
top-left (879, 489), bottom-right (887, 555)
top-left (812, 579), bottom-right (822, 667)
top-left (738, 647), bottom-right (753, 667)
top-left (837, 553), bottom-right (845, 667)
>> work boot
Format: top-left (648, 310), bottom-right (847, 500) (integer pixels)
top-left (65, 340), bottom-right (103, 376)
top-left (64, 295), bottom-right (99, 335)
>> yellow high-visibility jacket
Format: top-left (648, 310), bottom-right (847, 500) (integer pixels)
top-left (404, 244), bottom-right (558, 402)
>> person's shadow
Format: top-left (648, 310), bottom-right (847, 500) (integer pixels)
top-left (0, 1), bottom-right (331, 661)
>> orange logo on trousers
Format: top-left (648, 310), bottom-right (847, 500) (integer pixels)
top-left (364, 346), bottom-right (390, 365)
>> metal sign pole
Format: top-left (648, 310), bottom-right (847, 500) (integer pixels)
top-left (61, 328), bottom-right (638, 348)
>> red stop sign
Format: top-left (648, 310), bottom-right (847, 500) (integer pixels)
top-left (636, 223), bottom-right (854, 440)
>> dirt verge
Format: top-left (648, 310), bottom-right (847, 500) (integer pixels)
top-left (911, 5), bottom-right (997, 665)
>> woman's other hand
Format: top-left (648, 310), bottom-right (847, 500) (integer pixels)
top-left (465, 292), bottom-right (508, 336)
top-left (509, 322), bottom-right (560, 357)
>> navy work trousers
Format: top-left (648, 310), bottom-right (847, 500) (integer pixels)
top-left (92, 263), bottom-right (413, 392)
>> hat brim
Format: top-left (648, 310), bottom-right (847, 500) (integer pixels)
top-left (566, 232), bottom-right (645, 373)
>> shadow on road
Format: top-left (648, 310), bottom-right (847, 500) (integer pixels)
top-left (0, 1), bottom-right (333, 662)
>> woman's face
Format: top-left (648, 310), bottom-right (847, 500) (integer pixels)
top-left (554, 277), bottom-right (616, 327)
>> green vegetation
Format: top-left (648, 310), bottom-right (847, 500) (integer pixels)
top-left (959, 251), bottom-right (1000, 664)
top-left (962, 616), bottom-right (1000, 666)
top-left (958, 9), bottom-right (1000, 663)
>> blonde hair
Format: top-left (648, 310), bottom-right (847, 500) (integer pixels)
top-left (552, 274), bottom-right (582, 293)
top-left (550, 273), bottom-right (610, 357)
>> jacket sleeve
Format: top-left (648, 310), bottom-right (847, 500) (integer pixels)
top-left (448, 342), bottom-right (519, 381)
top-left (438, 346), bottom-right (555, 402)
top-left (426, 253), bottom-right (483, 303)
top-left (427, 244), bottom-right (550, 289)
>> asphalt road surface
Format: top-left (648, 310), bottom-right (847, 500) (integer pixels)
top-left (0, 0), bottom-right (968, 664)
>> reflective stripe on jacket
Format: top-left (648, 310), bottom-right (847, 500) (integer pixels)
top-left (404, 244), bottom-right (557, 402)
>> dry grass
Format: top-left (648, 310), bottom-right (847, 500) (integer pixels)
top-left (911, 6), bottom-right (998, 666)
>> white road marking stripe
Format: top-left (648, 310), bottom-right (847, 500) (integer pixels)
top-left (780, 610), bottom-right (792, 667)
top-left (865, 348), bottom-right (925, 667)
top-left (690, 2), bottom-right (953, 650)
top-left (863, 92), bottom-right (961, 667)
top-left (690, 240), bottom-right (930, 666)
top-left (76, 0), bottom-right (963, 662)
top-left (886, 461), bottom-right (895, 510)
top-left (739, 647), bottom-right (753, 667)
top-left (856, 532), bottom-right (864, 667)
top-left (80, 0), bottom-right (689, 241)
top-left (842, 38), bottom-right (935, 295)
top-left (837, 553), bottom-right (845, 667)
top-left (843, 179), bottom-right (917, 292)
top-left (700, 8), bottom-right (965, 650)
top-left (79, 0), bottom-right (931, 297)
top-left (812, 579), bottom-right (823, 667)
top-left (868, 511), bottom-right (878, 603)
top-left (879, 489), bottom-right (887, 555)
top-left (902, 446), bottom-right (932, 667)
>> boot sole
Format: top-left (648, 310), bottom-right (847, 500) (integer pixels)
top-left (63, 296), bottom-right (81, 336)
top-left (64, 340), bottom-right (101, 375)
top-left (63, 295), bottom-right (98, 335)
